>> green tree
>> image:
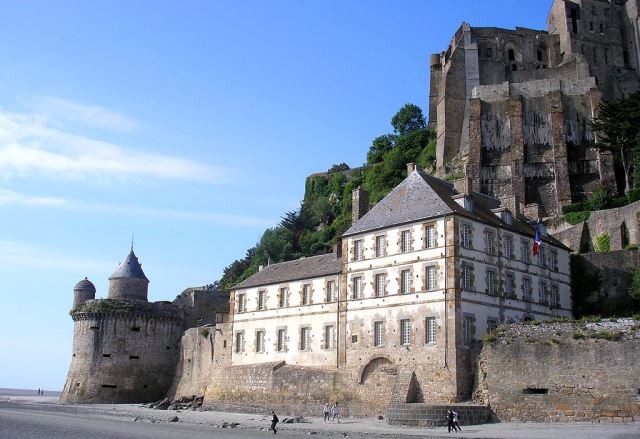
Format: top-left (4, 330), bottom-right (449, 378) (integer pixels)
top-left (630, 268), bottom-right (640, 301)
top-left (328, 163), bottom-right (350, 173)
top-left (391, 103), bottom-right (426, 136)
top-left (591, 92), bottom-right (640, 193)
top-left (366, 134), bottom-right (396, 164)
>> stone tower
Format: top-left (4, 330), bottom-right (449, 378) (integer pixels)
top-left (61, 247), bottom-right (183, 404)
top-left (73, 277), bottom-right (96, 310)
top-left (108, 248), bottom-right (149, 301)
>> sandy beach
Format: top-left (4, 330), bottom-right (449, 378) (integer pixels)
top-left (0, 390), bottom-right (639, 439)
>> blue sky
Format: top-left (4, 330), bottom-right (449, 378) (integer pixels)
top-left (0, 1), bottom-right (552, 391)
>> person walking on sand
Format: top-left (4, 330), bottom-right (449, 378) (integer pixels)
top-left (331, 402), bottom-right (340, 423)
top-left (452, 409), bottom-right (461, 432)
top-left (446, 409), bottom-right (455, 432)
top-left (323, 402), bottom-right (330, 422)
top-left (268, 410), bottom-right (279, 434)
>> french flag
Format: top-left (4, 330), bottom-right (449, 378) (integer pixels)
top-left (532, 222), bottom-right (541, 257)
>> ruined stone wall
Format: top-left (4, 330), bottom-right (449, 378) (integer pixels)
top-left (474, 319), bottom-right (640, 422)
top-left (551, 199), bottom-right (640, 251)
top-left (61, 311), bottom-right (182, 403)
top-left (173, 288), bottom-right (229, 330)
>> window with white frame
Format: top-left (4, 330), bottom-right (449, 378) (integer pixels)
top-left (324, 325), bottom-right (334, 349)
top-left (462, 264), bottom-right (473, 290)
top-left (538, 281), bottom-right (548, 304)
top-left (401, 230), bottom-right (411, 253)
top-left (278, 287), bottom-right (287, 308)
top-left (300, 327), bottom-right (310, 351)
top-left (276, 328), bottom-right (286, 352)
top-left (505, 273), bottom-right (515, 296)
top-left (425, 317), bottom-right (436, 344)
top-left (485, 231), bottom-right (494, 255)
top-left (504, 236), bottom-right (513, 258)
top-left (374, 321), bottom-right (384, 347)
top-left (538, 246), bottom-right (546, 268)
top-left (257, 290), bottom-right (267, 310)
top-left (375, 235), bottom-right (385, 257)
top-left (326, 281), bottom-right (336, 302)
top-left (462, 224), bottom-right (472, 248)
top-left (235, 331), bottom-right (245, 353)
top-left (256, 330), bottom-right (265, 353)
top-left (374, 273), bottom-right (385, 297)
top-left (237, 293), bottom-right (246, 313)
top-left (462, 315), bottom-right (476, 346)
top-left (521, 239), bottom-right (531, 263)
top-left (551, 285), bottom-right (560, 307)
top-left (486, 270), bottom-right (496, 295)
top-left (302, 284), bottom-right (311, 305)
top-left (425, 225), bottom-right (436, 248)
top-left (400, 319), bottom-right (411, 345)
top-left (400, 269), bottom-right (411, 294)
top-left (523, 277), bottom-right (532, 301)
top-left (354, 239), bottom-right (364, 261)
top-left (352, 276), bottom-right (362, 299)
top-left (550, 250), bottom-right (558, 272)
top-left (426, 265), bottom-right (437, 290)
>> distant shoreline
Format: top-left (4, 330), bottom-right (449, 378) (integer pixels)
top-left (0, 388), bottom-right (61, 397)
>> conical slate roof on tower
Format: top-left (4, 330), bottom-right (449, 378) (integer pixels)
top-left (109, 249), bottom-right (149, 281)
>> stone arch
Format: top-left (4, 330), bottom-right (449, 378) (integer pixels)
top-left (503, 41), bottom-right (522, 63)
top-left (536, 43), bottom-right (548, 65)
top-left (358, 356), bottom-right (397, 384)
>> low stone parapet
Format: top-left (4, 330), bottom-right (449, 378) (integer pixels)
top-left (386, 403), bottom-right (492, 427)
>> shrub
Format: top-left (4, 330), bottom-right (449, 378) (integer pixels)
top-left (630, 268), bottom-right (640, 301)
top-left (587, 186), bottom-right (610, 210)
top-left (594, 234), bottom-right (611, 253)
top-left (624, 243), bottom-right (639, 250)
top-left (482, 332), bottom-right (498, 344)
top-left (562, 201), bottom-right (591, 214)
top-left (199, 327), bottom-right (210, 338)
top-left (572, 331), bottom-right (585, 339)
top-left (565, 211), bottom-right (591, 225)
top-left (628, 188), bottom-right (640, 203)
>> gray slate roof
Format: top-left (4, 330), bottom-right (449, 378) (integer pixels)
top-left (344, 168), bottom-right (567, 249)
top-left (74, 277), bottom-right (96, 293)
top-left (344, 170), bottom-right (455, 236)
top-left (233, 253), bottom-right (341, 290)
top-left (109, 249), bottom-right (149, 281)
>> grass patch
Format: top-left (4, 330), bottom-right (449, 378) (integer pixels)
top-left (589, 330), bottom-right (623, 341)
top-left (572, 331), bottom-right (585, 340)
top-left (199, 327), bottom-right (210, 337)
top-left (482, 332), bottom-right (498, 344)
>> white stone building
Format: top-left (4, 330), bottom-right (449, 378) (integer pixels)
top-left (230, 165), bottom-right (571, 401)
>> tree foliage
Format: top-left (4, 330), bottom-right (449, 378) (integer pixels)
top-left (591, 91), bottom-right (640, 193)
top-left (391, 103), bottom-right (426, 136)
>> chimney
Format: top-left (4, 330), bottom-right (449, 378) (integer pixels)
top-left (406, 163), bottom-right (422, 174)
top-left (453, 177), bottom-right (473, 196)
top-left (501, 195), bottom-right (521, 217)
top-left (352, 186), bottom-right (369, 224)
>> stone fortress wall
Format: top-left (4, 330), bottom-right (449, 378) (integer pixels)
top-left (430, 0), bottom-right (640, 217)
top-left (61, 309), bottom-right (182, 403)
top-left (473, 318), bottom-right (640, 422)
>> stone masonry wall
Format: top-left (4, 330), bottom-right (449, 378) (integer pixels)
top-left (551, 200), bottom-right (640, 252)
top-left (474, 319), bottom-right (640, 422)
top-left (61, 312), bottom-right (182, 403)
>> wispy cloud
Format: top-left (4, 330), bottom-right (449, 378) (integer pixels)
top-left (0, 188), bottom-right (276, 228)
top-left (28, 96), bottom-right (137, 132)
top-left (0, 102), bottom-right (231, 183)
top-left (0, 240), bottom-right (113, 272)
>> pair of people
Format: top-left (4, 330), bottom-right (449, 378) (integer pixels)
top-left (447, 409), bottom-right (461, 432)
top-left (322, 402), bottom-right (341, 422)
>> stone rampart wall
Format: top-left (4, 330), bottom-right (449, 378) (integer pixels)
top-left (61, 312), bottom-right (182, 403)
top-left (551, 200), bottom-right (640, 252)
top-left (473, 320), bottom-right (640, 422)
